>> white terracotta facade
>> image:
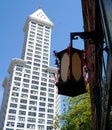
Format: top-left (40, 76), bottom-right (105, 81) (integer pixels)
top-left (0, 8), bottom-right (60, 130)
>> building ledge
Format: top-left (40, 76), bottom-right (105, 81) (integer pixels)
top-left (8, 58), bottom-right (26, 74)
top-left (47, 66), bottom-right (58, 74)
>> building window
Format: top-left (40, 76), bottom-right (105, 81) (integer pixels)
top-left (23, 79), bottom-right (29, 83)
top-left (38, 113), bottom-right (45, 118)
top-left (39, 102), bottom-right (46, 107)
top-left (42, 65), bottom-right (48, 68)
top-left (33, 71), bottom-right (39, 75)
top-left (47, 114), bottom-right (53, 119)
top-left (40, 87), bottom-right (46, 91)
top-left (16, 67), bottom-right (22, 72)
top-left (25, 69), bottom-right (31, 74)
top-left (45, 26), bottom-right (50, 29)
top-left (20, 99), bottom-right (27, 104)
top-left (38, 119), bottom-right (45, 124)
top-left (19, 105), bottom-right (27, 109)
top-left (16, 64), bottom-right (23, 68)
top-left (11, 98), bottom-right (18, 103)
top-left (34, 62), bottom-right (40, 66)
top-left (43, 56), bottom-right (48, 60)
top-left (42, 69), bottom-right (47, 73)
top-left (19, 111), bottom-right (26, 115)
top-left (24, 74), bottom-right (30, 78)
top-left (42, 61), bottom-right (48, 65)
top-left (28, 118), bottom-right (36, 122)
top-left (32, 76), bottom-right (39, 80)
top-left (41, 78), bottom-right (47, 82)
top-left (18, 117), bottom-right (25, 122)
top-left (38, 125), bottom-right (44, 130)
top-left (23, 83), bottom-right (29, 88)
top-left (38, 24), bottom-right (43, 28)
top-left (13, 87), bottom-right (19, 91)
top-left (12, 92), bottom-right (19, 97)
top-left (25, 65), bottom-right (31, 69)
top-left (48, 104), bottom-right (54, 108)
top-left (29, 34), bottom-right (35, 38)
top-left (39, 108), bottom-right (45, 112)
top-left (40, 97), bottom-right (46, 101)
top-left (29, 106), bottom-right (37, 111)
top-left (34, 54), bottom-right (41, 58)
top-left (32, 80), bottom-right (39, 84)
top-left (10, 103), bottom-right (17, 108)
top-left (30, 31), bottom-right (35, 34)
top-left (22, 88), bottom-right (28, 93)
top-left (17, 123), bottom-right (25, 128)
top-left (27, 49), bottom-right (33, 52)
top-left (49, 84), bottom-right (54, 88)
top-left (47, 120), bottom-right (53, 124)
top-left (43, 49), bottom-right (48, 53)
top-left (35, 51), bottom-right (41, 55)
top-left (49, 79), bottom-right (54, 83)
top-left (40, 92), bottom-right (46, 96)
top-left (28, 112), bottom-right (36, 117)
top-left (27, 124), bottom-right (35, 129)
top-left (15, 72), bottom-right (22, 76)
top-left (21, 94), bottom-right (28, 98)
top-left (48, 98), bottom-right (54, 102)
top-left (29, 41), bottom-right (34, 45)
top-left (9, 109), bottom-right (16, 114)
top-left (29, 37), bottom-right (34, 41)
top-left (7, 122), bottom-right (14, 127)
top-left (27, 53), bottom-right (33, 57)
top-left (31, 90), bottom-right (38, 95)
top-left (48, 93), bottom-right (54, 98)
top-left (30, 95), bottom-right (38, 100)
top-left (14, 82), bottom-right (20, 86)
top-left (33, 67), bottom-right (40, 71)
top-left (41, 72), bottom-right (47, 77)
top-left (31, 21), bottom-right (36, 25)
top-left (47, 109), bottom-right (54, 113)
top-left (14, 77), bottom-right (21, 81)
top-left (8, 115), bottom-right (15, 121)
top-left (41, 82), bottom-right (47, 86)
top-left (47, 126), bottom-right (51, 130)
top-left (35, 47), bottom-right (42, 51)
top-left (31, 85), bottom-right (38, 90)
top-left (49, 74), bottom-right (54, 78)
top-left (48, 88), bottom-right (54, 92)
top-left (36, 43), bottom-right (42, 47)
top-left (29, 100), bottom-right (37, 105)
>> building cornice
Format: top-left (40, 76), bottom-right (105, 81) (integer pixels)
top-left (8, 58), bottom-right (26, 74)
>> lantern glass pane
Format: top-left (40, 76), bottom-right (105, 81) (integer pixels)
top-left (72, 52), bottom-right (82, 81)
top-left (61, 53), bottom-right (69, 82)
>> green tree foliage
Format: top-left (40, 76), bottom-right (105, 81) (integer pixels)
top-left (53, 93), bottom-right (92, 130)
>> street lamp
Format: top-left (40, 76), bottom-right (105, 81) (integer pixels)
top-left (54, 46), bottom-right (87, 97)
top-left (54, 31), bottom-right (95, 97)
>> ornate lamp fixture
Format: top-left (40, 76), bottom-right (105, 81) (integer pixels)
top-left (54, 47), bottom-right (87, 97)
top-left (54, 31), bottom-right (95, 97)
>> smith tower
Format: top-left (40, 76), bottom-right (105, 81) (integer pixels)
top-left (0, 8), bottom-right (60, 130)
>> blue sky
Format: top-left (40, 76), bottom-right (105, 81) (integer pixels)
top-left (0, 0), bottom-right (84, 106)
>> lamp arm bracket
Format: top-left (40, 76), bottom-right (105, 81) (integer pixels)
top-left (70, 30), bottom-right (97, 41)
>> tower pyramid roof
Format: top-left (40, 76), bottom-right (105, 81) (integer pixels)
top-left (29, 8), bottom-right (54, 27)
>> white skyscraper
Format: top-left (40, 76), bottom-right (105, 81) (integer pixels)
top-left (0, 8), bottom-right (60, 130)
